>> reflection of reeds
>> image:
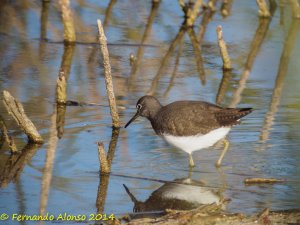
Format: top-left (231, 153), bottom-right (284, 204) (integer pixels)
top-left (259, 20), bottom-right (300, 144)
top-left (148, 21), bottom-right (207, 95)
top-left (59, 44), bottom-right (75, 77)
top-left (40, 0), bottom-right (50, 40)
top-left (158, 0), bottom-right (208, 92)
top-left (39, 39), bottom-right (75, 214)
top-left (129, 1), bottom-right (161, 90)
top-left (229, 11), bottom-right (275, 107)
top-left (164, 37), bottom-right (184, 97)
top-left (0, 116), bottom-right (17, 153)
top-left (96, 174), bottom-right (110, 214)
top-left (103, 0), bottom-right (117, 28)
top-left (55, 44), bottom-right (75, 138)
top-left (0, 143), bottom-right (40, 188)
top-left (56, 104), bottom-right (66, 139)
top-left (86, 0), bottom-right (117, 68)
top-left (198, 1), bottom-right (217, 43)
top-left (39, 111), bottom-right (58, 216)
top-left (147, 26), bottom-right (186, 95)
top-left (39, 1), bottom-right (50, 60)
top-left (187, 27), bottom-right (206, 84)
top-left (96, 128), bottom-right (120, 214)
top-left (107, 128), bottom-right (120, 166)
top-left (97, 20), bottom-right (120, 128)
top-left (280, 0), bottom-right (285, 25)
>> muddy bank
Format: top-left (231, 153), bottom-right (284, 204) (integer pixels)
top-left (119, 206), bottom-right (300, 225)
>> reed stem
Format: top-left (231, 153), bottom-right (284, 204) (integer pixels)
top-left (97, 19), bottom-right (120, 128)
top-left (97, 142), bottom-right (110, 174)
top-left (2, 91), bottom-right (43, 144)
top-left (216, 25), bottom-right (232, 70)
top-left (59, 0), bottom-right (76, 43)
top-left (256, 0), bottom-right (271, 18)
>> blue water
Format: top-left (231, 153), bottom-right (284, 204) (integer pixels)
top-left (0, 1), bottom-right (300, 224)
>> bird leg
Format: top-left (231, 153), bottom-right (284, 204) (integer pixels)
top-left (215, 139), bottom-right (229, 167)
top-left (189, 153), bottom-right (195, 167)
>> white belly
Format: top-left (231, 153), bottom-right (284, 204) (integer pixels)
top-left (162, 127), bottom-right (231, 154)
top-left (161, 183), bottom-right (221, 205)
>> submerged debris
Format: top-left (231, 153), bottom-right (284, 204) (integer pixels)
top-left (244, 178), bottom-right (285, 185)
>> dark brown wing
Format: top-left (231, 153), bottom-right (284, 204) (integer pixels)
top-left (152, 101), bottom-right (221, 136)
top-left (152, 101), bottom-right (252, 136)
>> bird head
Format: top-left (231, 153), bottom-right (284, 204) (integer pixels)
top-left (125, 96), bottom-right (162, 128)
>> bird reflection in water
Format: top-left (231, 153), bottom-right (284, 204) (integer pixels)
top-left (123, 173), bottom-right (229, 219)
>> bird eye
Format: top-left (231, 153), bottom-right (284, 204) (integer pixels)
top-left (137, 104), bottom-right (142, 110)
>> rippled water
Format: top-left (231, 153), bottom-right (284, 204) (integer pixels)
top-left (1, 0), bottom-right (300, 224)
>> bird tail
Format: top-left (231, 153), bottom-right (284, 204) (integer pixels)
top-left (215, 108), bottom-right (253, 126)
top-left (237, 108), bottom-right (253, 118)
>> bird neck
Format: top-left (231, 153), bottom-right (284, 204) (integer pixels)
top-left (147, 103), bottom-right (162, 121)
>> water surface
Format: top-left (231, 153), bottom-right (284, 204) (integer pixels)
top-left (0, 0), bottom-right (300, 224)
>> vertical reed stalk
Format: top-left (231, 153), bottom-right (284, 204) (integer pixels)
top-left (97, 19), bottom-right (120, 128)
top-left (256, 0), bottom-right (271, 17)
top-left (59, 0), bottom-right (76, 43)
top-left (216, 26), bottom-right (232, 70)
top-left (97, 142), bottom-right (109, 174)
top-left (183, 0), bottom-right (203, 27)
top-left (56, 71), bottom-right (67, 105)
top-left (290, 0), bottom-right (300, 18)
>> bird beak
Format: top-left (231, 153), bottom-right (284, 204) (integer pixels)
top-left (125, 110), bottom-right (140, 128)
